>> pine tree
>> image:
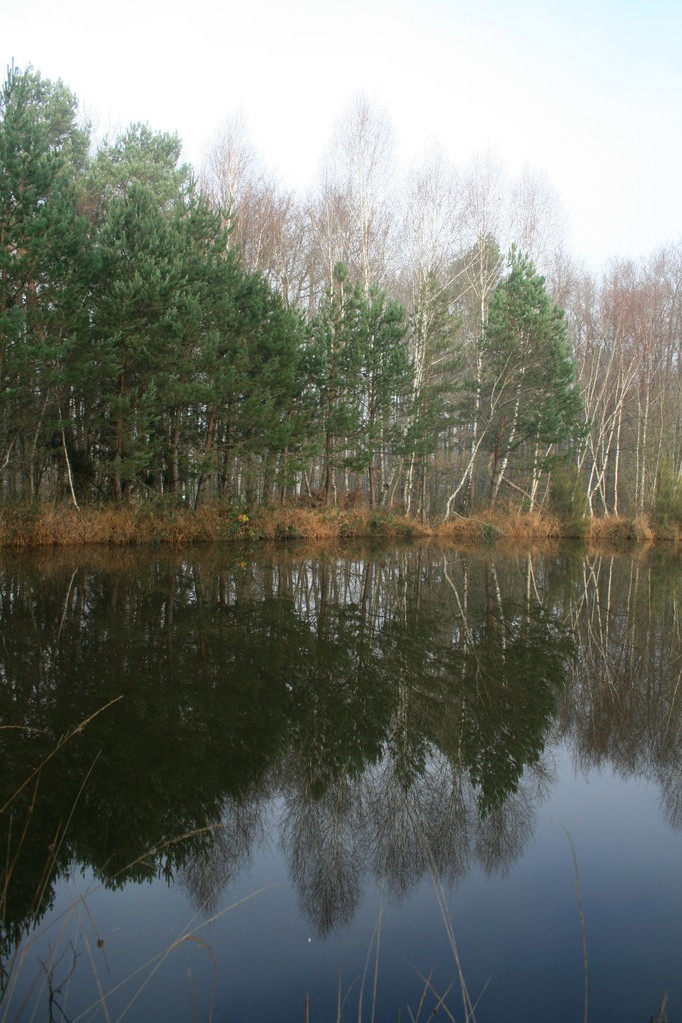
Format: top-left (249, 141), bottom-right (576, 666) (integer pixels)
top-left (0, 63), bottom-right (90, 500)
top-left (403, 270), bottom-right (463, 519)
top-left (309, 263), bottom-right (365, 504)
top-left (353, 284), bottom-right (409, 506)
top-left (83, 127), bottom-right (205, 499)
top-left (198, 266), bottom-right (311, 506)
top-left (480, 247), bottom-right (583, 505)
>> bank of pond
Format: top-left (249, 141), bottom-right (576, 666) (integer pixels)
top-left (0, 500), bottom-right (679, 549)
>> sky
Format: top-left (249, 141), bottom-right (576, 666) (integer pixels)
top-left (3, 0), bottom-right (681, 270)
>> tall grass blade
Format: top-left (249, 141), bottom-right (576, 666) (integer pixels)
top-left (563, 826), bottom-right (589, 1023)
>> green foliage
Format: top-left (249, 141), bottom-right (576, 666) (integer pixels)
top-left (0, 66), bottom-right (596, 516)
top-left (655, 457), bottom-right (682, 525)
top-left (85, 122), bottom-right (186, 217)
top-left (353, 284), bottom-right (410, 498)
top-left (548, 462), bottom-right (588, 522)
top-left (0, 64), bottom-right (91, 496)
top-left (404, 270), bottom-right (463, 460)
top-left (310, 267), bottom-right (409, 503)
top-left (481, 247), bottom-right (584, 501)
top-left (309, 268), bottom-right (366, 479)
top-left (0, 64), bottom-right (317, 506)
top-left (0, 65), bottom-right (588, 516)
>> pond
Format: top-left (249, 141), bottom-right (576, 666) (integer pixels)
top-left (1, 542), bottom-right (681, 1022)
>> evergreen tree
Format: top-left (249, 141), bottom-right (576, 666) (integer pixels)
top-left (309, 263), bottom-right (365, 503)
top-left (480, 247), bottom-right (583, 505)
top-left (403, 270), bottom-right (462, 519)
top-left (88, 180), bottom-right (179, 498)
top-left (83, 127), bottom-right (211, 499)
top-left (157, 184), bottom-right (234, 501)
top-left (85, 122), bottom-right (187, 217)
top-left (309, 265), bottom-right (409, 504)
top-left (0, 63), bottom-right (89, 499)
top-left (352, 284), bottom-right (409, 505)
top-left (198, 266), bottom-right (312, 505)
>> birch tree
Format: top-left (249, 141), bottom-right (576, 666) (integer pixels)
top-left (309, 95), bottom-right (396, 297)
top-left (443, 155), bottom-right (506, 514)
top-left (201, 117), bottom-right (308, 306)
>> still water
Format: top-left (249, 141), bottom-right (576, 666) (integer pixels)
top-left (1, 542), bottom-right (681, 1022)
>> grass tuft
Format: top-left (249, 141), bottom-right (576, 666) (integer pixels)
top-left (585, 514), bottom-right (655, 549)
top-left (436, 506), bottom-right (562, 547)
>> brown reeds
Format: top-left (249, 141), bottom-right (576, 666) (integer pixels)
top-left (250, 506), bottom-right (433, 543)
top-left (0, 500), bottom-right (678, 549)
top-left (0, 502), bottom-right (243, 548)
top-left (0, 503), bottom-right (433, 548)
top-left (584, 514), bottom-right (656, 550)
top-left (435, 506), bottom-right (563, 547)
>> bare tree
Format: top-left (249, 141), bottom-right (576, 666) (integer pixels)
top-left (508, 166), bottom-right (568, 275)
top-left (309, 94), bottom-right (397, 295)
top-left (568, 249), bottom-right (682, 518)
top-left (201, 115), bottom-right (309, 305)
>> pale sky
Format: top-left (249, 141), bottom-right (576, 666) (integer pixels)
top-left (3, 0), bottom-right (681, 269)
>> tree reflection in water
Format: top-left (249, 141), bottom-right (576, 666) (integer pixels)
top-left (2, 544), bottom-right (681, 958)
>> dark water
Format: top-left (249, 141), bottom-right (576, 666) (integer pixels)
top-left (1, 543), bottom-right (681, 1022)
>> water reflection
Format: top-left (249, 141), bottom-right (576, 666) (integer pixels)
top-left (560, 550), bottom-right (682, 827)
top-left (2, 544), bottom-right (682, 962)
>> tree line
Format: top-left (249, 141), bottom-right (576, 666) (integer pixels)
top-left (2, 63), bottom-right (680, 520)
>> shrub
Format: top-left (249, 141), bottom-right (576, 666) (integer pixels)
top-left (654, 457), bottom-right (682, 525)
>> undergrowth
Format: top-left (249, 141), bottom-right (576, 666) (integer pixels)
top-left (0, 500), bottom-right (677, 549)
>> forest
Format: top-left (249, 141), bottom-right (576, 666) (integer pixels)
top-left (2, 63), bottom-right (681, 524)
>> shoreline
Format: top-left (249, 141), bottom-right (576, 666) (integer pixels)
top-left (0, 502), bottom-right (678, 550)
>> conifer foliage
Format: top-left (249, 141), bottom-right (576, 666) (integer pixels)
top-left (480, 247), bottom-right (583, 504)
top-left (0, 64), bottom-right (591, 516)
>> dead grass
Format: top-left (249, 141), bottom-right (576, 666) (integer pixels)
top-left (435, 507), bottom-right (563, 547)
top-left (251, 506), bottom-right (433, 542)
top-left (0, 501), bottom-right (677, 549)
top-left (0, 502), bottom-right (243, 548)
top-left (584, 514), bottom-right (656, 550)
top-left (0, 503), bottom-right (434, 548)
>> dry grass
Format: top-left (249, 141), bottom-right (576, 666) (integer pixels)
top-left (0, 501), bottom-right (678, 550)
top-left (0, 502), bottom-right (245, 548)
top-left (251, 506), bottom-right (433, 542)
top-left (0, 503), bottom-right (434, 548)
top-left (584, 514), bottom-right (656, 550)
top-left (435, 506), bottom-right (563, 547)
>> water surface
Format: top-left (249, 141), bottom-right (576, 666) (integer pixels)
top-left (1, 543), bottom-right (681, 1021)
